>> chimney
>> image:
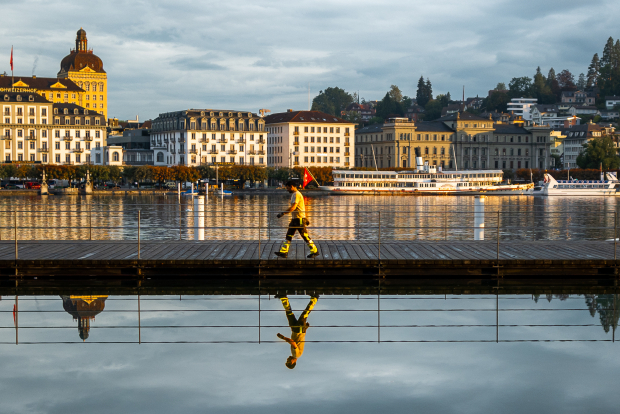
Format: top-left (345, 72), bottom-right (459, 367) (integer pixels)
top-left (32, 75), bottom-right (36, 79)
top-left (287, 109), bottom-right (293, 112)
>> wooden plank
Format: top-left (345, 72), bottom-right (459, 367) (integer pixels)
top-left (342, 242), bottom-right (361, 260)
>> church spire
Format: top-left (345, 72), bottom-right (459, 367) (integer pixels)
top-left (76, 28), bottom-right (88, 52)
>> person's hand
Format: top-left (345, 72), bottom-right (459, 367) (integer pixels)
top-left (277, 212), bottom-right (284, 218)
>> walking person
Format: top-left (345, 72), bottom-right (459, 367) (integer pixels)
top-left (276, 294), bottom-right (319, 369)
top-left (274, 180), bottom-right (319, 259)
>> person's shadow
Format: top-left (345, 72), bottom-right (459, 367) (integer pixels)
top-left (276, 295), bottom-right (319, 369)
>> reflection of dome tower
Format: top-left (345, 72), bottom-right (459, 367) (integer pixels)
top-left (61, 295), bottom-right (108, 341)
top-left (57, 28), bottom-right (108, 120)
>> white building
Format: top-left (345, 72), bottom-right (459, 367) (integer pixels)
top-left (150, 109), bottom-right (266, 167)
top-left (264, 110), bottom-right (354, 168)
top-left (507, 98), bottom-right (538, 121)
top-left (91, 145), bottom-right (123, 166)
top-left (1, 91), bottom-right (106, 165)
top-left (605, 96), bottom-right (620, 110)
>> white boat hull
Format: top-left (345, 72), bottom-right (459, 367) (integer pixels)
top-left (319, 183), bottom-right (533, 196)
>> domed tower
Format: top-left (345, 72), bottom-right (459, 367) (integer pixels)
top-left (61, 295), bottom-right (108, 341)
top-left (58, 28), bottom-right (108, 121)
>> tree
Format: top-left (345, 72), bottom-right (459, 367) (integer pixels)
top-left (436, 93), bottom-right (450, 108)
top-left (311, 87), bottom-right (353, 116)
top-left (508, 76), bottom-right (532, 98)
top-left (531, 67), bottom-right (554, 104)
top-left (587, 54), bottom-right (600, 88)
top-left (601, 37), bottom-right (615, 67)
top-left (416, 76), bottom-right (432, 107)
top-left (388, 85), bottom-right (403, 103)
top-left (577, 73), bottom-right (586, 90)
top-left (341, 110), bottom-right (361, 123)
top-left (557, 69), bottom-right (576, 90)
top-left (576, 136), bottom-right (620, 169)
top-left (425, 78), bottom-right (433, 102)
top-left (423, 99), bottom-right (443, 121)
top-left (486, 90), bottom-right (510, 112)
top-left (376, 92), bottom-right (404, 120)
top-left (547, 67), bottom-right (561, 99)
top-left (495, 82), bottom-right (507, 91)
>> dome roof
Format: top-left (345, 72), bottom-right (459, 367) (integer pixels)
top-left (60, 51), bottom-right (106, 73)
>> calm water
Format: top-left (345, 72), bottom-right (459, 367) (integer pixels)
top-left (1, 194), bottom-right (620, 241)
top-left (1, 292), bottom-right (619, 413)
top-left (1, 195), bottom-right (620, 413)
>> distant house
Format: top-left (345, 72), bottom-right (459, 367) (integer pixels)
top-left (441, 103), bottom-right (465, 117)
top-left (561, 123), bottom-right (613, 169)
top-left (507, 98), bottom-right (538, 121)
top-left (605, 96), bottom-right (620, 110)
top-left (465, 97), bottom-right (484, 110)
top-left (342, 103), bottom-right (376, 122)
top-left (600, 110), bottom-right (620, 120)
top-left (568, 105), bottom-right (600, 117)
top-left (561, 90), bottom-right (596, 105)
top-left (405, 104), bottom-right (425, 122)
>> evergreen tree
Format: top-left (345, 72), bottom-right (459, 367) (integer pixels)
top-left (601, 37), bottom-right (615, 67)
top-left (532, 67), bottom-right (554, 104)
top-left (577, 73), bottom-right (586, 89)
top-left (416, 76), bottom-right (431, 107)
top-left (586, 53), bottom-right (600, 88)
top-left (425, 78), bottom-right (433, 101)
top-left (557, 69), bottom-right (576, 90)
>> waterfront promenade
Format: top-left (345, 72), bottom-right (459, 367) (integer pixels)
top-left (1, 239), bottom-right (619, 279)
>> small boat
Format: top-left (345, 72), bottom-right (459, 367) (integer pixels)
top-left (215, 189), bottom-right (232, 196)
top-left (181, 189), bottom-right (200, 196)
top-left (535, 173), bottom-right (620, 196)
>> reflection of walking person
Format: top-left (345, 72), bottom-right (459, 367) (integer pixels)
top-left (274, 180), bottom-right (319, 259)
top-left (276, 295), bottom-right (319, 369)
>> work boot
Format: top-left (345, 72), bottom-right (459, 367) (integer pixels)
top-left (275, 240), bottom-right (290, 258)
top-left (307, 241), bottom-right (319, 259)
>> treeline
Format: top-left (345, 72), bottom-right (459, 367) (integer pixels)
top-left (0, 164), bottom-right (338, 186)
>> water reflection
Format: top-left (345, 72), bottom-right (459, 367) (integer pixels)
top-left (3, 292), bottom-right (618, 345)
top-left (0, 194), bottom-right (619, 242)
top-left (276, 295), bottom-right (319, 369)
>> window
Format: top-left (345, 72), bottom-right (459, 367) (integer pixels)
top-left (113, 152), bottom-right (119, 162)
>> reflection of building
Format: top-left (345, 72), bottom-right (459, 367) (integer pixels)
top-left (61, 295), bottom-right (108, 341)
top-left (58, 28), bottom-right (108, 120)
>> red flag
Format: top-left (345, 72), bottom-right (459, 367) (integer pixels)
top-left (10, 46), bottom-right (13, 71)
top-left (302, 168), bottom-right (314, 188)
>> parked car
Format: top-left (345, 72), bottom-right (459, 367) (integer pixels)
top-left (24, 182), bottom-right (41, 190)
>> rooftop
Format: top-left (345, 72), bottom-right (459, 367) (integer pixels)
top-left (264, 110), bottom-right (352, 125)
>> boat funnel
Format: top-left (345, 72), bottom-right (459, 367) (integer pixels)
top-left (416, 157), bottom-right (424, 171)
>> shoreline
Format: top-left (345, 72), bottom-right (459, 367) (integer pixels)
top-left (0, 189), bottom-right (330, 196)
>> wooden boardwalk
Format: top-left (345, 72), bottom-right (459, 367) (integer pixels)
top-left (1, 240), bottom-right (620, 278)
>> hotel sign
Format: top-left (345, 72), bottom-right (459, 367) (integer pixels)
top-left (0, 87), bottom-right (38, 93)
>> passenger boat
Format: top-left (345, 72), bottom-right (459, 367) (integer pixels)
top-left (319, 157), bottom-right (533, 195)
top-left (534, 173), bottom-right (619, 196)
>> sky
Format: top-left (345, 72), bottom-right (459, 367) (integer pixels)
top-left (1, 0), bottom-right (619, 121)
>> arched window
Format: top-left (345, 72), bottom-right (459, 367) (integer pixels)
top-left (92, 83), bottom-right (97, 92)
top-left (113, 152), bottom-right (119, 162)
top-left (157, 152), bottom-right (164, 162)
top-left (99, 82), bottom-right (104, 91)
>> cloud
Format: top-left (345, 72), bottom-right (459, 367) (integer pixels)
top-left (0, 0), bottom-right (619, 119)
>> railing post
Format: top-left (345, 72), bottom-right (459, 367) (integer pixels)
top-left (496, 210), bottom-right (500, 262)
top-left (258, 210), bottom-right (262, 262)
top-left (378, 211), bottom-right (381, 262)
top-left (615, 211), bottom-right (617, 261)
top-left (138, 209), bottom-right (141, 260)
top-left (444, 205), bottom-right (447, 241)
top-left (14, 210), bottom-right (17, 260)
top-left (89, 209), bottom-right (92, 241)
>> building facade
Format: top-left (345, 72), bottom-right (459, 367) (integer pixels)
top-left (264, 110), bottom-right (354, 168)
top-left (561, 90), bottom-right (595, 105)
top-left (562, 123), bottom-right (611, 169)
top-left (58, 28), bottom-right (108, 120)
top-left (355, 112), bottom-right (553, 171)
top-left (0, 75), bottom-right (85, 106)
top-left (150, 109), bottom-right (266, 167)
top-left (1, 92), bottom-right (106, 165)
top-left (507, 98), bottom-right (538, 121)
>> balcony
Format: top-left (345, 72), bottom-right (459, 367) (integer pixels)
top-left (294, 141), bottom-right (300, 146)
top-left (237, 137), bottom-right (246, 143)
top-left (38, 147), bottom-right (49, 152)
top-left (248, 150), bottom-right (256, 155)
top-left (228, 149), bottom-right (238, 154)
top-left (85, 136), bottom-right (93, 141)
top-left (257, 139), bottom-right (265, 144)
top-left (293, 131), bottom-right (299, 136)
top-left (208, 150), bottom-right (218, 154)
top-left (344, 141), bottom-right (350, 146)
top-left (63, 136), bottom-right (73, 141)
top-left (344, 162), bottom-right (350, 166)
top-left (219, 138), bottom-right (228, 143)
top-left (344, 151), bottom-right (350, 156)
top-left (170, 137), bottom-right (176, 143)
top-left (294, 162), bottom-right (299, 166)
top-left (257, 150), bottom-right (265, 155)
top-left (26, 135), bottom-right (37, 140)
top-left (189, 149), bottom-right (197, 154)
top-left (200, 138), bottom-right (209, 143)
top-left (74, 148), bottom-right (84, 153)
top-left (344, 132), bottom-right (350, 137)
top-left (1, 135), bottom-right (10, 140)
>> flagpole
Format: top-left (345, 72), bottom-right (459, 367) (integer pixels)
top-left (11, 45), bottom-right (14, 89)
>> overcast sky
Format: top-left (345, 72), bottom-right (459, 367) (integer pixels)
top-left (1, 0), bottom-right (618, 120)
